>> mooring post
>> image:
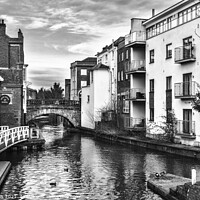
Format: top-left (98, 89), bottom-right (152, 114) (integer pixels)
top-left (191, 167), bottom-right (196, 185)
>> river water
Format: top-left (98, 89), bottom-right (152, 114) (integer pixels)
top-left (1, 125), bottom-right (200, 200)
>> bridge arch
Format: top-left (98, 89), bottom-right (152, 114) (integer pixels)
top-left (26, 107), bottom-right (81, 127)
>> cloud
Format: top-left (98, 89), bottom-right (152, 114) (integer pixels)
top-left (25, 17), bottom-right (49, 29)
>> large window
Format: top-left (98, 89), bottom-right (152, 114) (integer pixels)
top-left (81, 69), bottom-right (87, 75)
top-left (150, 50), bottom-right (154, 63)
top-left (166, 43), bottom-right (172, 59)
top-left (166, 76), bottom-right (172, 90)
top-left (150, 79), bottom-right (154, 92)
top-left (81, 81), bottom-right (87, 87)
top-left (123, 99), bottom-right (129, 113)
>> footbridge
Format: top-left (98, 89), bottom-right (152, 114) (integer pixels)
top-left (0, 126), bottom-right (29, 153)
top-left (26, 99), bottom-right (81, 127)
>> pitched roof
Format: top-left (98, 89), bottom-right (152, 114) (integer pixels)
top-left (90, 63), bottom-right (109, 71)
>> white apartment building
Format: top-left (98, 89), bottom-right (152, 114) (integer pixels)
top-left (96, 39), bottom-right (120, 110)
top-left (124, 18), bottom-right (146, 129)
top-left (143, 0), bottom-right (200, 146)
top-left (81, 63), bottom-right (110, 129)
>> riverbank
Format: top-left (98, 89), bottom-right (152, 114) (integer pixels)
top-left (0, 161), bottom-right (11, 188)
top-left (77, 127), bottom-right (200, 159)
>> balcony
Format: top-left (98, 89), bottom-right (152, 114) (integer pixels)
top-left (125, 60), bottom-right (146, 74)
top-left (174, 44), bottom-right (196, 64)
top-left (125, 88), bottom-right (145, 101)
top-left (125, 31), bottom-right (146, 47)
top-left (124, 117), bottom-right (145, 130)
top-left (176, 120), bottom-right (195, 138)
top-left (174, 81), bottom-right (198, 99)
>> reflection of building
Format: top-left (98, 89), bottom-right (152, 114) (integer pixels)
top-left (65, 79), bottom-right (70, 100)
top-left (0, 20), bottom-right (28, 127)
top-left (81, 63), bottom-right (110, 129)
top-left (70, 57), bottom-right (97, 101)
top-left (143, 0), bottom-right (200, 146)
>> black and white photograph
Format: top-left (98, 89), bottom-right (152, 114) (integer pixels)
top-left (0, 0), bottom-right (200, 199)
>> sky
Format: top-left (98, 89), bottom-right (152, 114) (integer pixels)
top-left (0, 0), bottom-right (180, 90)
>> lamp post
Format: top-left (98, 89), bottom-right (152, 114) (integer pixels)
top-left (0, 76), bottom-right (4, 126)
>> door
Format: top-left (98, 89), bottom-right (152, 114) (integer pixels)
top-left (183, 109), bottom-right (192, 134)
top-left (183, 73), bottom-right (192, 96)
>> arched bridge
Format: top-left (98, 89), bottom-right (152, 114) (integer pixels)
top-left (0, 126), bottom-right (29, 153)
top-left (26, 99), bottom-right (81, 127)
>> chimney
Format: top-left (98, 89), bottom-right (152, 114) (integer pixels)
top-left (152, 9), bottom-right (155, 17)
top-left (18, 29), bottom-right (23, 39)
top-left (0, 19), bottom-right (6, 36)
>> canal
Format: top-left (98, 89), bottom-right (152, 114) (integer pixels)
top-left (1, 125), bottom-right (200, 200)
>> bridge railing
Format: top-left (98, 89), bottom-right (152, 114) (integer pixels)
top-left (27, 99), bottom-right (80, 108)
top-left (0, 126), bottom-right (29, 148)
top-left (0, 126), bottom-right (9, 132)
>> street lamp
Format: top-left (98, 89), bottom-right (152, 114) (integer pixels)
top-left (0, 76), bottom-right (4, 126)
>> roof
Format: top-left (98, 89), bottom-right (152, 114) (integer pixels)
top-left (90, 63), bottom-right (109, 71)
top-left (143, 0), bottom-right (191, 25)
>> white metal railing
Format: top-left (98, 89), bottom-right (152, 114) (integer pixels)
top-left (0, 126), bottom-right (29, 149)
top-left (0, 126), bottom-right (9, 132)
top-left (125, 31), bottom-right (146, 45)
top-left (174, 81), bottom-right (198, 98)
top-left (125, 60), bottom-right (146, 73)
top-left (174, 44), bottom-right (196, 63)
top-left (176, 120), bottom-right (195, 135)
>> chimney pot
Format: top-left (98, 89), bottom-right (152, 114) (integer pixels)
top-left (152, 9), bottom-right (155, 17)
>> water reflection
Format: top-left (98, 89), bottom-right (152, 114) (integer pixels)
top-left (1, 125), bottom-right (200, 199)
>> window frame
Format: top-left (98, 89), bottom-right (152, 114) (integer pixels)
top-left (149, 49), bottom-right (155, 63)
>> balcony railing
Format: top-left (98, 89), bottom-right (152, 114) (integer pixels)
top-left (125, 88), bottom-right (145, 100)
top-left (176, 120), bottom-right (195, 136)
top-left (124, 117), bottom-right (145, 129)
top-left (174, 81), bottom-right (198, 99)
top-left (125, 31), bottom-right (146, 46)
top-left (174, 44), bottom-right (196, 63)
top-left (125, 60), bottom-right (146, 73)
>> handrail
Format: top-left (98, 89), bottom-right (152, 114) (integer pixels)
top-left (0, 126), bottom-right (29, 149)
top-left (0, 126), bottom-right (9, 132)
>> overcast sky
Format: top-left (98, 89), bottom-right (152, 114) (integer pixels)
top-left (0, 0), bottom-right (179, 90)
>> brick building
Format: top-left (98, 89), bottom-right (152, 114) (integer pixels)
top-left (0, 20), bottom-right (27, 127)
top-left (70, 57), bottom-right (97, 101)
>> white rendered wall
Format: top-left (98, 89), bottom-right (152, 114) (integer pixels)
top-left (81, 86), bottom-right (95, 129)
top-left (93, 69), bottom-right (110, 122)
top-left (146, 15), bottom-right (200, 143)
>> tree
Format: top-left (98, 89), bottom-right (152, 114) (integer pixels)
top-left (36, 83), bottom-right (64, 99)
top-left (192, 92), bottom-right (200, 112)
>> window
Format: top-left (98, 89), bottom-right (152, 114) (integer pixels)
top-left (118, 72), bottom-right (120, 81)
top-left (125, 74), bottom-right (129, 80)
top-left (121, 71), bottom-right (123, 81)
top-left (150, 50), bottom-right (154, 63)
top-left (150, 108), bottom-right (154, 121)
top-left (91, 71), bottom-right (93, 83)
top-left (112, 51), bottom-right (114, 60)
top-left (183, 109), bottom-right (192, 134)
top-left (87, 95), bottom-right (90, 103)
top-left (126, 50), bottom-right (129, 59)
top-left (166, 76), bottom-right (172, 90)
top-left (121, 52), bottom-right (124, 61)
top-left (166, 43), bottom-right (172, 59)
top-left (81, 69), bottom-right (87, 75)
top-left (150, 79), bottom-right (154, 92)
top-left (81, 81), bottom-right (87, 87)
